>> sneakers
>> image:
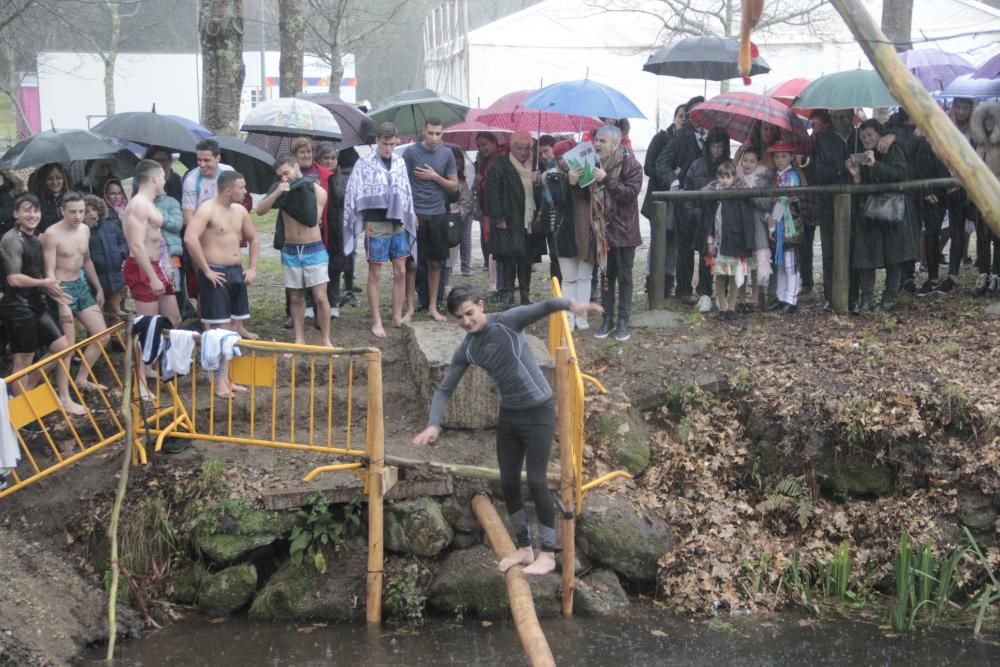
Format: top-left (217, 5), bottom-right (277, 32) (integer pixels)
top-left (972, 273), bottom-right (989, 296)
top-left (330, 306), bottom-right (340, 319)
top-left (696, 295), bottom-right (713, 313)
top-left (779, 303), bottom-right (798, 315)
top-left (614, 321), bottom-right (630, 341)
top-left (937, 276), bottom-right (957, 293)
top-left (917, 279), bottom-right (938, 295)
top-left (593, 319), bottom-right (612, 339)
top-left (575, 318), bottom-right (590, 331)
top-left (990, 274), bottom-right (1000, 294)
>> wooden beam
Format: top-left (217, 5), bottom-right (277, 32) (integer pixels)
top-left (649, 202), bottom-right (668, 310)
top-left (365, 351), bottom-right (385, 625)
top-left (556, 347), bottom-right (576, 617)
top-left (382, 454), bottom-right (561, 485)
top-left (651, 178), bottom-right (958, 201)
top-left (832, 194), bottom-right (852, 314)
top-left (829, 0), bottom-right (1000, 235)
top-left (471, 495), bottom-right (557, 667)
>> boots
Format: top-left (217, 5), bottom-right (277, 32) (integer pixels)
top-left (517, 260), bottom-right (532, 305)
top-left (519, 289), bottom-right (532, 305)
top-left (615, 281), bottom-right (632, 341)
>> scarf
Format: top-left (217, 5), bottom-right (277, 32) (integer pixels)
top-left (342, 151), bottom-right (418, 260)
top-left (511, 154), bottom-right (536, 233)
top-left (590, 147), bottom-right (625, 272)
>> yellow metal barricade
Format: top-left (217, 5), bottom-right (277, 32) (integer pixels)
top-left (1, 322), bottom-right (131, 499)
top-left (549, 278), bottom-right (631, 514)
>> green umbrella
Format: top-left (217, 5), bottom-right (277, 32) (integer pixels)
top-left (793, 69), bottom-right (897, 110)
top-left (368, 89), bottom-right (469, 138)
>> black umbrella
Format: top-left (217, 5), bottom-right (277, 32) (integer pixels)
top-left (0, 128), bottom-right (129, 170)
top-left (643, 35), bottom-right (771, 80)
top-left (92, 108), bottom-right (201, 153)
top-left (296, 92), bottom-right (375, 148)
top-left (180, 136), bottom-right (276, 194)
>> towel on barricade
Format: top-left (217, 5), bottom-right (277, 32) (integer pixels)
top-left (161, 329), bottom-right (197, 380)
top-left (200, 329), bottom-right (242, 372)
top-left (133, 315), bottom-right (172, 365)
top-left (0, 379), bottom-right (20, 473)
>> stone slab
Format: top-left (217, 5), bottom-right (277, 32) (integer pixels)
top-left (261, 478), bottom-right (453, 511)
top-left (629, 310), bottom-right (686, 329)
top-left (406, 320), bottom-right (554, 430)
top-left (985, 301), bottom-right (1000, 317)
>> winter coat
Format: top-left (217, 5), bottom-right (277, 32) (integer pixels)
top-left (971, 102), bottom-right (1000, 178)
top-left (851, 142), bottom-right (919, 269)
top-left (543, 168), bottom-right (593, 262)
top-left (739, 166), bottom-right (775, 251)
top-left (89, 217), bottom-right (129, 294)
top-left (156, 194), bottom-right (184, 258)
top-left (714, 195), bottom-right (757, 258)
top-left (807, 127), bottom-right (859, 229)
top-left (640, 128), bottom-right (672, 219)
top-left (326, 169), bottom-right (353, 272)
top-left (598, 150), bottom-right (644, 248)
top-left (485, 155), bottom-right (544, 261)
top-left (655, 124), bottom-right (703, 190)
top-left (686, 133), bottom-right (732, 242)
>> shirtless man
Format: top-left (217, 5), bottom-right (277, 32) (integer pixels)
top-left (256, 154), bottom-right (332, 346)
top-left (0, 194), bottom-right (82, 415)
top-left (41, 191), bottom-right (110, 391)
top-left (184, 171), bottom-right (260, 398)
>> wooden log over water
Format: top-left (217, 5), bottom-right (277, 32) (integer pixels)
top-left (381, 454), bottom-right (561, 485)
top-left (471, 494), bottom-right (557, 667)
top-left (830, 0), bottom-right (1000, 235)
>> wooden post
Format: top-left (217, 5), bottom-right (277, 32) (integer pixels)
top-left (556, 347), bottom-right (575, 616)
top-left (830, 0), bottom-right (1000, 235)
top-left (365, 351), bottom-right (384, 625)
top-left (471, 495), bottom-right (557, 667)
top-left (648, 201), bottom-right (669, 309)
top-left (832, 194), bottom-right (852, 314)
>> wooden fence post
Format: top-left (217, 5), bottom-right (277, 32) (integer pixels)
top-left (832, 193), bottom-right (852, 314)
top-left (556, 347), bottom-right (575, 616)
top-left (648, 201), bottom-right (669, 309)
top-left (365, 350), bottom-right (384, 625)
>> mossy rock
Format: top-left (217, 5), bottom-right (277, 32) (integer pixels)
top-left (385, 497), bottom-right (454, 557)
top-left (574, 569), bottom-right (629, 616)
top-left (197, 564), bottom-right (257, 616)
top-left (426, 545), bottom-right (561, 618)
top-left (592, 409), bottom-right (650, 475)
top-left (577, 493), bottom-right (673, 583)
top-left (248, 539), bottom-right (366, 622)
top-left (194, 503), bottom-right (299, 564)
top-left (171, 561), bottom-right (209, 605)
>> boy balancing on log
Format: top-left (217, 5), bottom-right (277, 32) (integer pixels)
top-left (412, 285), bottom-right (602, 575)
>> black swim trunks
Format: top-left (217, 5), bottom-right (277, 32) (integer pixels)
top-left (416, 213), bottom-right (450, 262)
top-left (198, 264), bottom-right (250, 324)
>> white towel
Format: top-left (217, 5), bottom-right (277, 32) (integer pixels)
top-left (0, 380), bottom-right (21, 472)
top-left (162, 330), bottom-right (197, 380)
top-left (200, 329), bottom-right (242, 372)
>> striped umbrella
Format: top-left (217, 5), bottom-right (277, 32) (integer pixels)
top-left (689, 92), bottom-right (809, 144)
top-left (476, 90), bottom-right (602, 133)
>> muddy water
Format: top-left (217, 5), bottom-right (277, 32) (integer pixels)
top-left (85, 604), bottom-right (996, 666)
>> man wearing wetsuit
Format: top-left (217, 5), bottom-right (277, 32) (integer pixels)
top-left (412, 285), bottom-right (602, 575)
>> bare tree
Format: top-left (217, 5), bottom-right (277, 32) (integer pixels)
top-left (305, 0), bottom-right (408, 95)
top-left (881, 0), bottom-right (913, 52)
top-left (279, 0), bottom-right (305, 97)
top-left (200, 0), bottom-right (246, 135)
top-left (0, 0), bottom-right (52, 137)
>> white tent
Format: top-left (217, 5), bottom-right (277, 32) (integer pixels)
top-left (425, 0), bottom-right (1000, 150)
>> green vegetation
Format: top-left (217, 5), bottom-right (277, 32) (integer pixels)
top-left (289, 493), bottom-right (362, 573)
top-left (384, 561), bottom-right (431, 623)
top-left (756, 475), bottom-right (814, 530)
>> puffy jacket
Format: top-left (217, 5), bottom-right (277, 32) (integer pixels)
top-left (89, 218), bottom-right (129, 294)
top-left (156, 194), bottom-right (184, 258)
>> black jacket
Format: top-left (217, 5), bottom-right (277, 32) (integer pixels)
top-left (655, 124), bottom-right (703, 190)
top-left (485, 155), bottom-right (543, 260)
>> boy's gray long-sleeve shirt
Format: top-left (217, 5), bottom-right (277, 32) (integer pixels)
top-left (426, 298), bottom-right (571, 428)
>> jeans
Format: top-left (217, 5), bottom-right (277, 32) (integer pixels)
top-left (922, 199), bottom-right (946, 281)
top-left (799, 224), bottom-right (816, 291)
top-left (860, 264), bottom-right (902, 304)
top-left (946, 191), bottom-right (969, 277)
top-left (601, 246), bottom-right (635, 324)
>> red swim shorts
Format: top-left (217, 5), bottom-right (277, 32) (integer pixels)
top-left (123, 256), bottom-right (175, 303)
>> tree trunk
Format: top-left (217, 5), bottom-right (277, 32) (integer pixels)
top-left (102, 0), bottom-right (121, 116)
top-left (880, 0), bottom-right (913, 52)
top-left (278, 0), bottom-right (305, 97)
top-left (200, 0), bottom-right (246, 135)
top-left (327, 41), bottom-right (344, 95)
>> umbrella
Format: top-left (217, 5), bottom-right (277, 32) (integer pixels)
top-left (296, 92), bottom-right (375, 148)
top-left (793, 70), bottom-right (897, 110)
top-left (940, 73), bottom-right (1000, 99)
top-left (690, 92), bottom-right (809, 145)
top-left (240, 97), bottom-right (342, 141)
top-left (65, 150), bottom-right (141, 187)
top-left (766, 78), bottom-right (812, 106)
top-left (368, 88), bottom-right (469, 138)
top-left (164, 114), bottom-right (214, 141)
top-left (92, 110), bottom-right (201, 153)
top-left (643, 35), bottom-right (770, 80)
top-left (442, 118), bottom-right (513, 151)
top-left (899, 49), bottom-right (975, 91)
top-left (477, 90), bottom-right (603, 133)
top-left (971, 52), bottom-right (1000, 80)
top-left (180, 136), bottom-right (275, 193)
top-left (523, 80), bottom-right (645, 120)
top-left (0, 128), bottom-right (131, 170)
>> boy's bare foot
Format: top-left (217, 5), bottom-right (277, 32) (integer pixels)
top-left (498, 546), bottom-right (534, 573)
top-left (240, 329), bottom-right (260, 340)
top-left (523, 551), bottom-right (556, 575)
top-left (401, 308), bottom-right (414, 324)
top-left (429, 309), bottom-right (448, 323)
top-left (321, 339), bottom-right (333, 347)
top-left (230, 383), bottom-right (248, 393)
top-left (392, 316), bottom-right (405, 328)
top-left (76, 379), bottom-right (108, 392)
top-left (60, 398), bottom-right (87, 417)
top-left (371, 322), bottom-right (386, 338)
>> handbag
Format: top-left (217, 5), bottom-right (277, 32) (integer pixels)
top-left (446, 212), bottom-right (463, 248)
top-left (862, 192), bottom-right (905, 224)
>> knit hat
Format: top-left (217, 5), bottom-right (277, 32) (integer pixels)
top-left (767, 141), bottom-right (798, 154)
top-left (553, 139), bottom-right (577, 157)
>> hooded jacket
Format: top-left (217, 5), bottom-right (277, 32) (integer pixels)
top-left (971, 101), bottom-right (1000, 178)
top-left (685, 128), bottom-right (732, 239)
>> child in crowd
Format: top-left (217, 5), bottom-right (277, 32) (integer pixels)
top-left (736, 148), bottom-right (774, 312)
top-left (768, 143), bottom-right (806, 315)
top-left (84, 194), bottom-right (128, 319)
top-left (103, 178), bottom-right (128, 221)
top-left (705, 160), bottom-right (755, 319)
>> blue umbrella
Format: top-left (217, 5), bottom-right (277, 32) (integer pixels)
top-left (939, 73), bottom-right (1000, 99)
top-left (522, 79), bottom-right (645, 120)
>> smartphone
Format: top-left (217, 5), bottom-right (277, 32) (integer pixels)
top-left (850, 152), bottom-right (868, 163)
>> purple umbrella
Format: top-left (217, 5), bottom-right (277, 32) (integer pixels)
top-left (899, 49), bottom-right (975, 91)
top-left (971, 52), bottom-right (1000, 80)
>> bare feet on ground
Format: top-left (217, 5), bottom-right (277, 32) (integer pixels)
top-left (429, 309), bottom-right (448, 323)
top-left (60, 398), bottom-right (87, 416)
top-left (76, 379), bottom-right (108, 392)
top-left (522, 551), bottom-right (556, 575)
top-left (392, 316), bottom-right (405, 328)
top-left (238, 326), bottom-right (260, 340)
top-left (401, 308), bottom-right (414, 324)
top-left (371, 322), bottom-right (386, 338)
top-left (498, 546), bottom-right (534, 572)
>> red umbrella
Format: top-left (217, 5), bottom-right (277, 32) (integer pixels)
top-left (476, 90), bottom-right (602, 134)
top-left (442, 117), bottom-right (513, 151)
top-left (690, 92), bottom-right (809, 145)
top-left (766, 78), bottom-right (812, 106)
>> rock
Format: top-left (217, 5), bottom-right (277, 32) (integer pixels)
top-left (958, 489), bottom-right (998, 534)
top-left (577, 493), bottom-right (673, 583)
top-left (385, 497), bottom-right (454, 556)
top-left (591, 408), bottom-right (650, 475)
top-left (197, 564), bottom-right (257, 616)
top-left (985, 302), bottom-right (1000, 317)
top-left (426, 545), bottom-right (562, 618)
top-left (630, 310), bottom-right (685, 329)
top-left (574, 569), bottom-right (629, 616)
top-left (695, 372), bottom-right (728, 394)
top-left (451, 530), bottom-right (480, 549)
top-left (556, 548), bottom-right (591, 577)
top-left (172, 561), bottom-right (208, 605)
top-left (406, 321), bottom-right (553, 429)
top-left (249, 539), bottom-right (367, 622)
top-left (194, 504), bottom-right (299, 564)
